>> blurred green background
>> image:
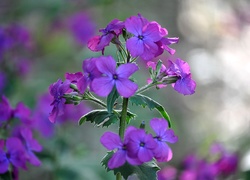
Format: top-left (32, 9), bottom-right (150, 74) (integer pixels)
top-left (1, 0), bottom-right (250, 179)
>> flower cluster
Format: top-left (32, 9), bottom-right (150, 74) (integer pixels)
top-left (0, 24), bottom-right (34, 93)
top-left (0, 96), bottom-right (42, 177)
top-left (157, 142), bottom-right (238, 180)
top-left (47, 13), bottom-right (196, 179)
top-left (100, 118), bottom-right (178, 169)
top-left (147, 58), bottom-right (196, 95)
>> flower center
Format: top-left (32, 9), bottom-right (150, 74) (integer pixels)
top-left (113, 74), bottom-right (118, 80)
top-left (140, 142), bottom-right (145, 147)
top-left (138, 35), bottom-right (144, 40)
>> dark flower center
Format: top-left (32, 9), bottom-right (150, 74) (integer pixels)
top-left (138, 35), bottom-right (144, 40)
top-left (113, 74), bottom-right (118, 80)
top-left (140, 142), bottom-right (145, 147)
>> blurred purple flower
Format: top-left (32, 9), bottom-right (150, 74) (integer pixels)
top-left (91, 56), bottom-right (138, 97)
top-left (19, 127), bottom-right (42, 166)
top-left (13, 102), bottom-right (33, 126)
top-left (67, 12), bottom-right (95, 45)
top-left (167, 59), bottom-right (196, 95)
top-left (157, 166), bottom-right (177, 180)
top-left (49, 79), bottom-right (71, 123)
top-left (88, 19), bottom-right (124, 53)
top-left (127, 128), bottom-right (157, 163)
top-left (0, 95), bottom-right (13, 123)
top-left (0, 137), bottom-right (27, 174)
top-left (150, 118), bottom-right (178, 162)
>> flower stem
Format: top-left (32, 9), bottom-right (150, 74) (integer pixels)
top-left (116, 97), bottom-right (129, 180)
top-left (136, 82), bottom-right (156, 94)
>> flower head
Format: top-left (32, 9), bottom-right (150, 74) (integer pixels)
top-left (88, 19), bottom-right (124, 53)
top-left (150, 118), bottom-right (178, 162)
top-left (125, 15), bottom-right (166, 61)
top-left (167, 59), bottom-right (196, 95)
top-left (100, 127), bottom-right (141, 169)
top-left (126, 128), bottom-right (157, 163)
top-left (0, 95), bottom-right (13, 123)
top-left (0, 137), bottom-right (27, 174)
top-left (49, 79), bottom-right (71, 123)
top-left (91, 56), bottom-right (138, 97)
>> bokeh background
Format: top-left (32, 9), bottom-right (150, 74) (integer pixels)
top-left (1, 0), bottom-right (250, 179)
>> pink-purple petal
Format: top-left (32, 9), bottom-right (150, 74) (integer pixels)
top-left (100, 132), bottom-right (123, 150)
top-left (138, 148), bottom-right (154, 162)
top-left (95, 56), bottom-right (116, 76)
top-left (108, 150), bottom-right (126, 169)
top-left (126, 37), bottom-right (144, 57)
top-left (92, 77), bottom-right (114, 97)
top-left (116, 63), bottom-right (139, 79)
top-left (115, 79), bottom-right (138, 98)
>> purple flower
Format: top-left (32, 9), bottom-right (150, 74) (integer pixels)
top-left (125, 15), bottom-right (167, 60)
top-left (0, 95), bottom-right (13, 123)
top-left (100, 127), bottom-right (141, 169)
top-left (19, 128), bottom-right (42, 166)
top-left (49, 79), bottom-right (71, 123)
top-left (167, 59), bottom-right (196, 95)
top-left (67, 12), bottom-right (95, 45)
top-left (0, 137), bottom-right (27, 174)
top-left (88, 19), bottom-right (124, 53)
top-left (65, 72), bottom-right (83, 84)
top-left (33, 93), bottom-right (54, 137)
top-left (91, 56), bottom-right (138, 97)
top-left (13, 102), bottom-right (33, 126)
top-left (155, 37), bottom-right (179, 56)
top-left (150, 118), bottom-right (178, 162)
top-left (78, 57), bottom-right (102, 93)
top-left (157, 166), bottom-right (177, 180)
top-left (127, 128), bottom-right (157, 163)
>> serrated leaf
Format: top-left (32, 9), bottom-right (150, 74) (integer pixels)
top-left (78, 110), bottom-right (119, 127)
top-left (116, 110), bottom-right (136, 124)
top-left (107, 87), bottom-right (119, 113)
top-left (130, 94), bottom-right (172, 128)
top-left (101, 151), bottom-right (160, 180)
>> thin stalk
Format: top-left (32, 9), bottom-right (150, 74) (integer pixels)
top-left (136, 82), bottom-right (156, 94)
top-left (116, 97), bottom-right (129, 180)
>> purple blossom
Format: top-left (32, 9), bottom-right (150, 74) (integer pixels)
top-left (100, 127), bottom-right (141, 169)
top-left (155, 37), bottom-right (179, 56)
top-left (91, 56), bottom-right (138, 97)
top-left (67, 12), bottom-right (95, 45)
top-left (167, 59), bottom-right (196, 95)
top-left (65, 72), bottom-right (83, 84)
top-left (157, 166), bottom-right (177, 180)
top-left (125, 15), bottom-right (166, 61)
top-left (13, 102), bottom-right (33, 126)
top-left (19, 128), bottom-right (42, 166)
top-left (33, 93), bottom-right (54, 137)
top-left (126, 128), bottom-right (157, 163)
top-left (88, 19), bottom-right (124, 53)
top-left (78, 57), bottom-right (102, 93)
top-left (0, 95), bottom-right (13, 123)
top-left (0, 137), bottom-right (27, 174)
top-left (150, 118), bottom-right (178, 162)
top-left (49, 79), bottom-right (71, 123)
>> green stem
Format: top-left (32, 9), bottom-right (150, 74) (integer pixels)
top-left (116, 97), bottom-right (129, 180)
top-left (136, 82), bottom-right (156, 94)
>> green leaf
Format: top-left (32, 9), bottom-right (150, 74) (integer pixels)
top-left (107, 87), bottom-right (119, 113)
top-left (0, 171), bottom-right (12, 180)
top-left (130, 94), bottom-right (172, 128)
top-left (116, 110), bottom-right (136, 124)
top-left (78, 110), bottom-right (119, 127)
top-left (101, 151), bottom-right (160, 180)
